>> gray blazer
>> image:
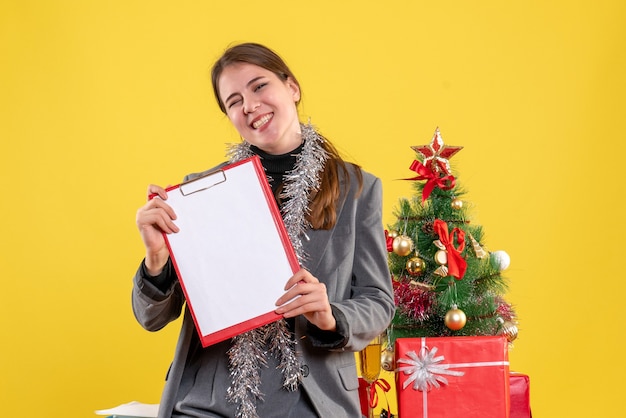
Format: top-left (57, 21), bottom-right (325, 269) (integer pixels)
top-left (132, 163), bottom-right (395, 417)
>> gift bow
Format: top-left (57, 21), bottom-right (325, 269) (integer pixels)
top-left (433, 219), bottom-right (467, 280)
top-left (368, 378), bottom-right (391, 408)
top-left (397, 346), bottom-right (465, 392)
top-left (406, 160), bottom-right (456, 203)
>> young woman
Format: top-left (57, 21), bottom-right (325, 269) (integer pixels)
top-left (132, 42), bottom-right (395, 418)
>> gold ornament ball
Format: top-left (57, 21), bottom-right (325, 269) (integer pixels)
top-left (406, 256), bottom-right (426, 276)
top-left (499, 321), bottom-right (518, 342)
top-left (434, 249), bottom-right (448, 266)
top-left (451, 198), bottom-right (463, 210)
top-left (392, 235), bottom-right (414, 256)
top-left (381, 349), bottom-right (395, 371)
top-left (388, 230), bottom-right (399, 239)
top-left (444, 305), bottom-right (467, 331)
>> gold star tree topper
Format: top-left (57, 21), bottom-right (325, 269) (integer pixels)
top-left (411, 128), bottom-right (463, 175)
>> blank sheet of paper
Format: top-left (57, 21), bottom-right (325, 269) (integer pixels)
top-left (161, 157), bottom-right (298, 346)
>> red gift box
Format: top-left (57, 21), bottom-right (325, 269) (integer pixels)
top-left (396, 336), bottom-right (510, 418)
top-left (509, 372), bottom-right (532, 418)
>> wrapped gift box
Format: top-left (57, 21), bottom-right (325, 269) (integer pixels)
top-left (396, 336), bottom-right (510, 418)
top-left (510, 372), bottom-right (532, 418)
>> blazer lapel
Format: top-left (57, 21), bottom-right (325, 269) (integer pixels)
top-left (301, 175), bottom-right (349, 273)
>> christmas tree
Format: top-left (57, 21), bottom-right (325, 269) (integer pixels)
top-left (385, 128), bottom-right (518, 345)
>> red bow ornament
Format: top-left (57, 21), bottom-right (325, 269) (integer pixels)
top-left (433, 219), bottom-right (467, 280)
top-left (406, 160), bottom-right (456, 203)
top-left (368, 378), bottom-right (391, 408)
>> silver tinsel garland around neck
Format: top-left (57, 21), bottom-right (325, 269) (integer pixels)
top-left (225, 122), bottom-right (329, 418)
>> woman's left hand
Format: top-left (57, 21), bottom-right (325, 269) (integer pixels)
top-left (275, 268), bottom-right (336, 332)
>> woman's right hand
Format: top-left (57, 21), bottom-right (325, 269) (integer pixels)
top-left (135, 184), bottom-right (179, 275)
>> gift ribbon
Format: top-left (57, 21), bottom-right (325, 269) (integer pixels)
top-left (397, 337), bottom-right (510, 418)
top-left (368, 378), bottom-right (391, 408)
top-left (433, 219), bottom-right (467, 280)
top-left (397, 346), bottom-right (465, 392)
top-left (405, 160), bottom-right (456, 203)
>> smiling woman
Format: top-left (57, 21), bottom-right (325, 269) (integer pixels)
top-left (131, 42), bottom-right (395, 418)
top-left (217, 62), bottom-right (302, 154)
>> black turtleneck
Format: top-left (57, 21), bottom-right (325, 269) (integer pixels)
top-left (250, 142), bottom-right (305, 197)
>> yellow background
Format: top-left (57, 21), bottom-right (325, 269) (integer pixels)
top-left (1, 1), bottom-right (624, 417)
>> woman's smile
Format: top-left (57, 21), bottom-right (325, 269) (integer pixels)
top-left (251, 112), bottom-right (273, 129)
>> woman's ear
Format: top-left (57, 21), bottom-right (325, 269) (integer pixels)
top-left (286, 78), bottom-right (301, 102)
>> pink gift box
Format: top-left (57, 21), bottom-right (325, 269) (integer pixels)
top-left (510, 372), bottom-right (532, 418)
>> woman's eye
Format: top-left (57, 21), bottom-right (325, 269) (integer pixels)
top-left (227, 99), bottom-right (242, 109)
top-left (254, 83), bottom-right (267, 92)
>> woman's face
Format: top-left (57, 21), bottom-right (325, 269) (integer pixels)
top-left (218, 62), bottom-right (301, 155)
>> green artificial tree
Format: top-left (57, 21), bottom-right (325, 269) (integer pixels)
top-left (385, 128), bottom-right (518, 345)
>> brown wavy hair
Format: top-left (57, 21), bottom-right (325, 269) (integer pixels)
top-left (211, 42), bottom-right (362, 230)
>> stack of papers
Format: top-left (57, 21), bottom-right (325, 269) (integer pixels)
top-left (94, 401), bottom-right (159, 417)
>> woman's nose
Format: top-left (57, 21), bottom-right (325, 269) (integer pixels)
top-left (243, 100), bottom-right (260, 114)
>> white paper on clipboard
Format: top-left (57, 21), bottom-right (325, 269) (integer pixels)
top-left (160, 156), bottom-right (299, 347)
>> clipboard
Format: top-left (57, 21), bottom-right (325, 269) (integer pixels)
top-left (157, 156), bottom-right (299, 347)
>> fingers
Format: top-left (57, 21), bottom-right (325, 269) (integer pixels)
top-left (146, 184), bottom-right (168, 201)
top-left (150, 197), bottom-right (178, 223)
top-left (277, 270), bottom-right (322, 308)
top-left (276, 291), bottom-right (326, 317)
top-left (137, 201), bottom-right (179, 234)
top-left (276, 281), bottom-right (324, 307)
top-left (139, 210), bottom-right (179, 234)
top-left (275, 280), bottom-right (336, 331)
top-left (137, 185), bottom-right (179, 235)
top-left (276, 269), bottom-right (333, 324)
top-left (283, 268), bottom-right (316, 290)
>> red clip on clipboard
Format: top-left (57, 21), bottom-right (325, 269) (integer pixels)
top-left (158, 156), bottom-right (299, 347)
